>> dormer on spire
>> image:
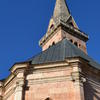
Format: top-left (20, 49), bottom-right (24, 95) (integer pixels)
top-left (52, 0), bottom-right (78, 28)
top-left (45, 0), bottom-right (78, 35)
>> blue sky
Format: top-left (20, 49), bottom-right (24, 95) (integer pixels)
top-left (0, 0), bottom-right (100, 79)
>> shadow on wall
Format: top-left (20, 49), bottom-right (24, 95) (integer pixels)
top-left (45, 98), bottom-right (51, 100)
top-left (84, 81), bottom-right (100, 100)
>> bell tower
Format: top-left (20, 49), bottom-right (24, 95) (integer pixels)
top-left (39, 0), bottom-right (89, 53)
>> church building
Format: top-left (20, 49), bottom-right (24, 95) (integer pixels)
top-left (0, 0), bottom-right (100, 100)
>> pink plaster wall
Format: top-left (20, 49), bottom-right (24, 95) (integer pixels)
top-left (25, 81), bottom-right (76, 100)
top-left (42, 29), bottom-right (62, 51)
top-left (42, 28), bottom-right (87, 53)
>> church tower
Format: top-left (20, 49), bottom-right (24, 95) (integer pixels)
top-left (0, 0), bottom-right (99, 100)
top-left (39, 0), bottom-right (89, 53)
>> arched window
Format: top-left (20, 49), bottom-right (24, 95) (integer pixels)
top-left (74, 42), bottom-right (78, 47)
top-left (52, 42), bottom-right (55, 45)
top-left (50, 24), bottom-right (54, 29)
top-left (69, 39), bottom-right (73, 43)
top-left (45, 97), bottom-right (51, 100)
top-left (49, 45), bottom-right (51, 48)
top-left (79, 44), bottom-right (81, 47)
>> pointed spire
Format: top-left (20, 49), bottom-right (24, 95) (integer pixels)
top-left (39, 0), bottom-right (89, 52)
top-left (53, 0), bottom-right (70, 21)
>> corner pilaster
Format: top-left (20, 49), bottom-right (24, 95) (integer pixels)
top-left (14, 71), bottom-right (25, 100)
top-left (71, 62), bottom-right (86, 100)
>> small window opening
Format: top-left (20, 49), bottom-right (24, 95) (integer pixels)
top-left (52, 42), bottom-right (55, 45)
top-left (79, 44), bottom-right (81, 47)
top-left (49, 45), bottom-right (51, 48)
top-left (74, 42), bottom-right (78, 47)
top-left (69, 22), bottom-right (74, 27)
top-left (70, 39), bottom-right (73, 43)
top-left (50, 24), bottom-right (54, 29)
top-left (45, 97), bottom-right (51, 100)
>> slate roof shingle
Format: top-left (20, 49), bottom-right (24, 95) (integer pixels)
top-left (28, 39), bottom-right (100, 70)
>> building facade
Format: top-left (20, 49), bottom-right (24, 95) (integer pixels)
top-left (0, 0), bottom-right (100, 100)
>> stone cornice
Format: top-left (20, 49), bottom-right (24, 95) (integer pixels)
top-left (66, 57), bottom-right (89, 64)
top-left (66, 57), bottom-right (100, 76)
top-left (2, 62), bottom-right (29, 88)
top-left (61, 22), bottom-right (89, 41)
top-left (10, 62), bottom-right (29, 73)
top-left (39, 26), bottom-right (61, 47)
top-left (4, 74), bottom-right (15, 87)
top-left (39, 20), bottom-right (89, 47)
top-left (32, 61), bottom-right (69, 70)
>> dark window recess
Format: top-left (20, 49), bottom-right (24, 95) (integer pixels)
top-left (50, 24), bottom-right (54, 29)
top-left (70, 39), bottom-right (73, 43)
top-left (52, 42), bottom-right (55, 45)
top-left (74, 42), bottom-right (78, 47)
top-left (79, 44), bottom-right (81, 47)
top-left (69, 22), bottom-right (74, 27)
top-left (45, 97), bottom-right (51, 100)
top-left (49, 45), bottom-right (51, 48)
